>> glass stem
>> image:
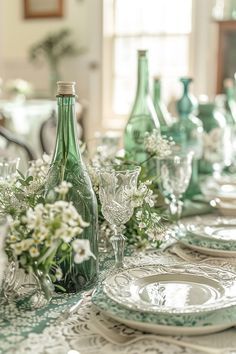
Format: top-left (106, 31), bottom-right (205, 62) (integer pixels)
top-left (169, 198), bottom-right (183, 224)
top-left (110, 226), bottom-right (126, 268)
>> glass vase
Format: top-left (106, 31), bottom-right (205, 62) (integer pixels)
top-left (2, 261), bottom-right (54, 310)
top-left (124, 50), bottom-right (160, 165)
top-left (168, 77), bottom-right (203, 199)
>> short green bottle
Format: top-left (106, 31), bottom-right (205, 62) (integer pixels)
top-left (45, 81), bottom-right (98, 293)
top-left (124, 50), bottom-right (160, 164)
top-left (153, 76), bottom-right (172, 134)
top-left (170, 77), bottom-right (203, 199)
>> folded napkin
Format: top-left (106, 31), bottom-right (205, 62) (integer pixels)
top-left (181, 198), bottom-right (214, 217)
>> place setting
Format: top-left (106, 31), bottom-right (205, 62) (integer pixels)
top-left (3, 2), bottom-right (236, 352)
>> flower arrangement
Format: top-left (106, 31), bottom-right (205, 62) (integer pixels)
top-left (0, 157), bottom-right (94, 302)
top-left (88, 130), bottom-right (174, 250)
top-left (5, 79), bottom-right (33, 99)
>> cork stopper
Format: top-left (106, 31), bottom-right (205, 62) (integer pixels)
top-left (138, 49), bottom-right (147, 57)
top-left (224, 78), bottom-right (234, 88)
top-left (57, 81), bottom-right (76, 95)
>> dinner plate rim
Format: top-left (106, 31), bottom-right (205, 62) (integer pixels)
top-left (95, 306), bottom-right (232, 336)
top-left (102, 263), bottom-right (236, 315)
top-left (92, 286), bottom-right (236, 336)
top-left (187, 224), bottom-right (236, 243)
top-left (179, 238), bottom-right (236, 257)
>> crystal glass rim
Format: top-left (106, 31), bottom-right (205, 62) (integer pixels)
top-left (0, 157), bottom-right (20, 165)
top-left (99, 164), bottom-right (141, 174)
top-left (155, 151), bottom-right (193, 161)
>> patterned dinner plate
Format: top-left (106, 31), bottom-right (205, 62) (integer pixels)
top-left (178, 227), bottom-right (236, 254)
top-left (92, 285), bottom-right (236, 336)
top-left (179, 238), bottom-right (236, 257)
top-left (187, 224), bottom-right (236, 243)
top-left (102, 264), bottom-right (236, 315)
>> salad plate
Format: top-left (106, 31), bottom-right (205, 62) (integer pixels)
top-left (92, 286), bottom-right (236, 336)
top-left (179, 237), bottom-right (236, 257)
top-left (176, 225), bottom-right (236, 257)
top-left (102, 264), bottom-right (236, 315)
top-left (210, 199), bottom-right (236, 217)
top-left (187, 224), bottom-right (236, 243)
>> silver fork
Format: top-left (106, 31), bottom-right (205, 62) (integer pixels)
top-left (55, 289), bottom-right (93, 324)
top-left (89, 314), bottom-right (236, 354)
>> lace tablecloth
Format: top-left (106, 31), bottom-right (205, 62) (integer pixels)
top-left (2, 215), bottom-right (236, 354)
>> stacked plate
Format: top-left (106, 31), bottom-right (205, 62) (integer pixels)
top-left (177, 224), bottom-right (236, 257)
top-left (92, 263), bottom-right (236, 335)
top-left (212, 183), bottom-right (236, 216)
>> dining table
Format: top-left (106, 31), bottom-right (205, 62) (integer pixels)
top-left (1, 213), bottom-right (236, 354)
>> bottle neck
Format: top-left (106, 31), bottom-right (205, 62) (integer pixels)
top-left (52, 95), bottom-right (81, 163)
top-left (135, 56), bottom-right (149, 100)
top-left (181, 79), bottom-right (191, 95)
top-left (225, 87), bottom-right (235, 102)
top-left (153, 80), bottom-right (161, 102)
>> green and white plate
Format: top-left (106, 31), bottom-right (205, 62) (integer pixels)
top-left (102, 264), bottom-right (236, 315)
top-left (187, 224), bottom-right (236, 243)
top-left (177, 225), bottom-right (236, 255)
top-left (92, 284), bottom-right (236, 336)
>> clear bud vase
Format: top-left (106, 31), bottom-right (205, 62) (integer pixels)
top-left (2, 261), bottom-right (54, 310)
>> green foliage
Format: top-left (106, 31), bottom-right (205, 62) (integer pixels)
top-left (29, 28), bottom-right (84, 66)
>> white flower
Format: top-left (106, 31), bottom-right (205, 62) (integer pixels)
top-left (136, 210), bottom-right (142, 219)
top-left (144, 130), bottom-right (174, 157)
top-left (72, 239), bottom-right (95, 264)
top-left (55, 267), bottom-right (63, 281)
top-left (55, 181), bottom-right (72, 195)
top-left (29, 246), bottom-right (40, 258)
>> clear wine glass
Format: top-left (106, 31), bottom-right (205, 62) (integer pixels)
top-left (157, 152), bottom-right (193, 222)
top-left (0, 157), bottom-right (20, 181)
top-left (99, 165), bottom-right (141, 268)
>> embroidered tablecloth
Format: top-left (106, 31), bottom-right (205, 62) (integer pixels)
top-left (1, 215), bottom-right (236, 354)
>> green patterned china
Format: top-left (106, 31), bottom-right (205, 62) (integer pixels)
top-left (102, 264), bottom-right (236, 315)
top-left (176, 230), bottom-right (236, 257)
top-left (178, 224), bottom-right (236, 254)
top-left (187, 224), bottom-right (236, 243)
top-left (92, 284), bottom-right (236, 336)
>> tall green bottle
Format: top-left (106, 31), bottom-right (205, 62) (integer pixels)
top-left (124, 50), bottom-right (160, 164)
top-left (170, 77), bottom-right (203, 199)
top-left (153, 76), bottom-right (172, 134)
top-left (45, 81), bottom-right (98, 293)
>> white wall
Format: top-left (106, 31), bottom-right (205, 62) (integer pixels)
top-left (1, 0), bottom-right (89, 98)
top-left (191, 0), bottom-right (218, 99)
top-left (0, 0), bottom-right (103, 140)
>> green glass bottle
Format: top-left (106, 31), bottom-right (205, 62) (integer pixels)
top-left (197, 102), bottom-right (228, 175)
top-left (124, 50), bottom-right (160, 164)
top-left (224, 78), bottom-right (236, 125)
top-left (170, 77), bottom-right (203, 199)
top-left (45, 81), bottom-right (98, 293)
top-left (153, 77), bottom-right (172, 134)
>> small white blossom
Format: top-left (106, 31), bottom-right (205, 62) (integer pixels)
top-left (55, 267), bottom-right (63, 281)
top-left (144, 129), bottom-right (174, 157)
top-left (72, 239), bottom-right (95, 264)
top-left (55, 181), bottom-right (72, 195)
top-left (29, 246), bottom-right (40, 258)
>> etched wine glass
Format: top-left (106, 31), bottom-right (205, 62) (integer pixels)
top-left (99, 165), bottom-right (141, 268)
top-left (0, 157), bottom-right (20, 181)
top-left (157, 152), bottom-right (193, 222)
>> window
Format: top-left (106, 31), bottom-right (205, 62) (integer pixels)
top-left (103, 0), bottom-right (193, 128)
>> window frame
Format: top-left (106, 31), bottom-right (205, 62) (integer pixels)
top-left (102, 0), bottom-right (196, 131)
